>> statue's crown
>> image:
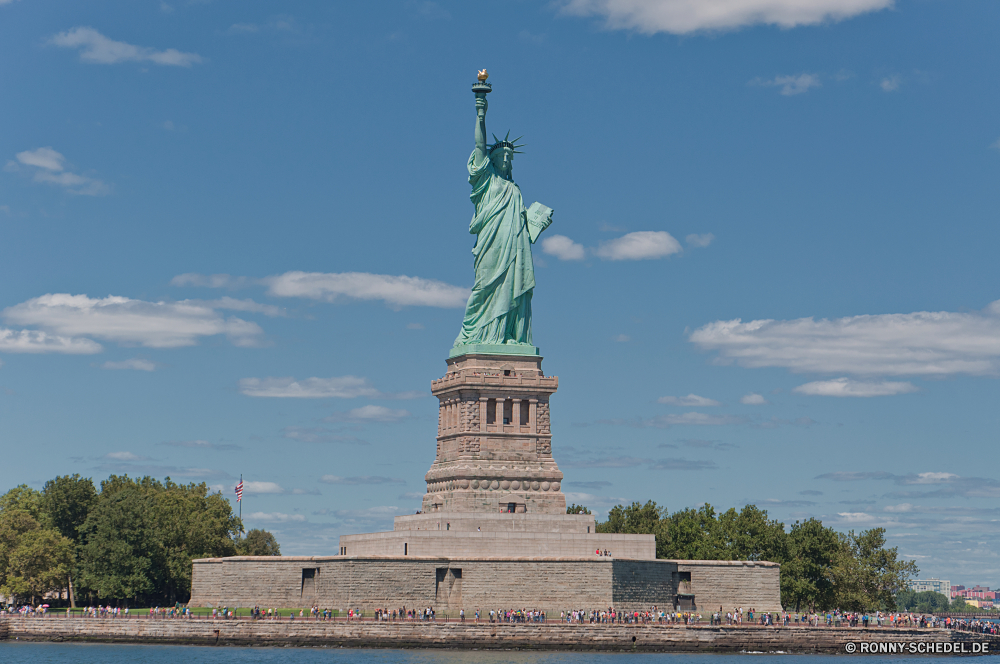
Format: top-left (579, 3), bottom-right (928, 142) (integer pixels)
top-left (488, 131), bottom-right (525, 155)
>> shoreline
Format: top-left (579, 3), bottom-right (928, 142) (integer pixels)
top-left (3, 617), bottom-right (998, 654)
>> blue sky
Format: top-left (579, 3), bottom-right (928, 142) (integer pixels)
top-left (2, 0), bottom-right (999, 586)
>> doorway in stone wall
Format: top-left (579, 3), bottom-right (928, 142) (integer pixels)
top-left (435, 567), bottom-right (462, 611)
top-left (301, 568), bottom-right (318, 600)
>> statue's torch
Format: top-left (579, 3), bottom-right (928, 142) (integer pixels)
top-left (472, 69), bottom-right (492, 96)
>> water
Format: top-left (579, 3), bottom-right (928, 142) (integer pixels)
top-left (0, 644), bottom-right (940, 663)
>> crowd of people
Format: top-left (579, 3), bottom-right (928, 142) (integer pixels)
top-left (952, 618), bottom-right (1000, 635)
top-left (4, 601), bottom-right (1000, 631)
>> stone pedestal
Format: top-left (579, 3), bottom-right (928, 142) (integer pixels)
top-left (423, 353), bottom-right (566, 515)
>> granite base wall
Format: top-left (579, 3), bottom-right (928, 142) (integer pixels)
top-left (340, 530), bottom-right (655, 560)
top-left (4, 617), bottom-right (997, 654)
top-left (677, 561), bottom-right (782, 613)
top-left (189, 556), bottom-right (781, 613)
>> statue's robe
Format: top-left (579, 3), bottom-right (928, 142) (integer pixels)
top-left (453, 149), bottom-right (534, 348)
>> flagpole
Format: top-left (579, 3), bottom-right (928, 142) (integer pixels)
top-left (239, 473), bottom-right (243, 535)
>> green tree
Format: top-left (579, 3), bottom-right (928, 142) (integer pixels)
top-left (237, 529), bottom-right (281, 556)
top-left (0, 506), bottom-right (43, 595)
top-left (780, 518), bottom-right (841, 612)
top-left (717, 505), bottom-right (787, 563)
top-left (896, 589), bottom-right (950, 613)
top-left (42, 474), bottom-right (97, 542)
top-left (1, 528), bottom-right (74, 605)
top-left (0, 485), bottom-right (48, 525)
top-left (566, 504), bottom-right (591, 514)
top-left (663, 504), bottom-right (727, 560)
top-left (78, 484), bottom-right (161, 604)
top-left (0, 486), bottom-right (76, 605)
top-left (77, 475), bottom-right (240, 605)
top-left (597, 500), bottom-right (670, 557)
top-left (832, 527), bottom-right (918, 611)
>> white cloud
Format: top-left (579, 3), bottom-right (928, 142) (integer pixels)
top-left (263, 271), bottom-right (468, 308)
top-left (836, 511), bottom-right (876, 523)
top-left (690, 301), bottom-right (1000, 376)
top-left (740, 392), bottom-right (768, 405)
top-left (173, 270), bottom-right (470, 308)
top-left (0, 328), bottom-right (102, 354)
top-left (198, 297), bottom-right (285, 317)
top-left (3, 294), bottom-right (263, 348)
top-left (614, 334), bottom-right (631, 342)
top-left (560, 0), bottom-right (893, 35)
top-left (324, 405), bottom-right (411, 422)
top-left (16, 147), bottom-right (65, 171)
top-left (541, 234), bottom-right (586, 261)
top-left (239, 376), bottom-right (380, 398)
top-left (242, 481), bottom-right (285, 495)
top-left (49, 26), bottom-right (203, 67)
top-left (170, 273), bottom-right (253, 289)
top-left (32, 170), bottom-right (110, 196)
top-left (248, 511), bottom-right (305, 522)
top-left (105, 451), bottom-right (143, 461)
top-left (658, 394), bottom-right (721, 407)
top-left (751, 73), bottom-right (821, 96)
top-left (816, 471), bottom-right (894, 481)
top-left (685, 233), bottom-right (714, 248)
top-left (884, 503), bottom-right (914, 513)
top-left (102, 358), bottom-right (156, 371)
top-left (595, 231), bottom-right (682, 261)
top-left (12, 147), bottom-right (109, 196)
top-left (319, 475), bottom-right (405, 485)
top-left (793, 377), bottom-right (918, 397)
top-left (880, 75), bottom-right (901, 92)
top-left (907, 472), bottom-right (959, 485)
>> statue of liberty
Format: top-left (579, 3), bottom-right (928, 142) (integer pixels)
top-left (452, 71), bottom-right (553, 356)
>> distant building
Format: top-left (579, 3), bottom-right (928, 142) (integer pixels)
top-left (908, 578), bottom-right (951, 596)
top-left (952, 585), bottom-right (965, 597)
top-left (966, 598), bottom-right (994, 609)
top-left (956, 585), bottom-right (995, 601)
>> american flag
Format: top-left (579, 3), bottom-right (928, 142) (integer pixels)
top-left (235, 480), bottom-right (243, 502)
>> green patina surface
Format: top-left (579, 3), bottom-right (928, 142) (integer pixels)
top-left (447, 343), bottom-right (539, 359)
top-left (452, 77), bottom-right (551, 359)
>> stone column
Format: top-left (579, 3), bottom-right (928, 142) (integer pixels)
top-left (479, 397), bottom-right (488, 433)
top-left (512, 399), bottom-right (521, 430)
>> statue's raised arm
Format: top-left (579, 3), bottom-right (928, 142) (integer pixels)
top-left (474, 74), bottom-right (489, 163)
